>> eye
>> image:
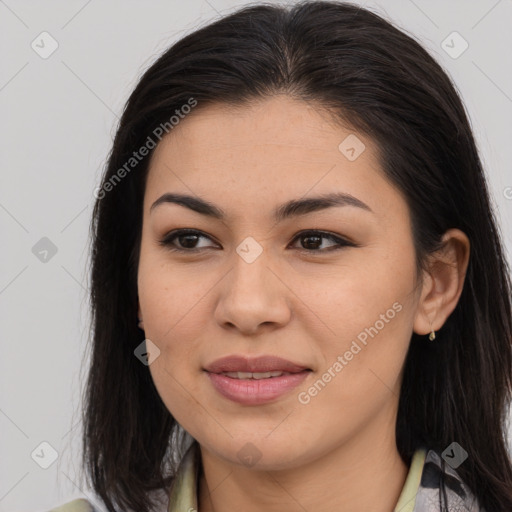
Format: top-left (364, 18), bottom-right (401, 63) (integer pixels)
top-left (159, 229), bottom-right (218, 252)
top-left (159, 229), bottom-right (356, 253)
top-left (289, 230), bottom-right (356, 253)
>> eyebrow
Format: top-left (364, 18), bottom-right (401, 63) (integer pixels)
top-left (150, 191), bottom-right (373, 222)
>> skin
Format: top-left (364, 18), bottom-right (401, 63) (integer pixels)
top-left (137, 95), bottom-right (470, 512)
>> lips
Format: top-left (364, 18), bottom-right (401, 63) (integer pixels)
top-left (204, 355), bottom-right (312, 404)
top-left (204, 354), bottom-right (311, 374)
top-left (221, 370), bottom-right (291, 380)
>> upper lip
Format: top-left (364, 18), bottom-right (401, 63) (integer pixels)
top-left (204, 355), bottom-right (311, 374)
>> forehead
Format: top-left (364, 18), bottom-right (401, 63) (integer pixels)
top-left (144, 95), bottom-right (404, 223)
top-left (152, 96), bottom-right (361, 157)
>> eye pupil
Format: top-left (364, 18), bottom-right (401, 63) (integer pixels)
top-left (302, 235), bottom-right (321, 250)
top-left (179, 234), bottom-right (199, 248)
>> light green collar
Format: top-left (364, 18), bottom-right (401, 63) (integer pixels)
top-left (394, 448), bottom-right (427, 511)
top-left (167, 442), bottom-right (427, 512)
top-left (167, 441), bottom-right (200, 511)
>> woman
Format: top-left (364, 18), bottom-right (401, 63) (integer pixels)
top-left (49, 1), bottom-right (512, 511)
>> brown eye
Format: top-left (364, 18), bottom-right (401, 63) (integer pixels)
top-left (289, 230), bottom-right (355, 253)
top-left (159, 229), bottom-right (355, 254)
top-left (159, 229), bottom-right (218, 252)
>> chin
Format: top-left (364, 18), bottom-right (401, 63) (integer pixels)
top-left (201, 433), bottom-right (315, 471)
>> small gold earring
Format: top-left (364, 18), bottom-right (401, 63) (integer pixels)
top-left (429, 324), bottom-right (436, 341)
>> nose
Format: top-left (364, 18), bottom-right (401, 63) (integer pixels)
top-left (214, 251), bottom-right (292, 336)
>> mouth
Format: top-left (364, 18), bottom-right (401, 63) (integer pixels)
top-left (203, 355), bottom-right (312, 405)
top-left (205, 369), bottom-right (311, 405)
top-left (218, 370), bottom-right (300, 379)
top-left (204, 354), bottom-right (312, 374)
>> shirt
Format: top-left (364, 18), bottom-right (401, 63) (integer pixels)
top-left (46, 441), bottom-right (485, 512)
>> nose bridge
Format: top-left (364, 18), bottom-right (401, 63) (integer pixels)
top-left (229, 238), bottom-right (275, 299)
top-left (214, 238), bottom-right (291, 332)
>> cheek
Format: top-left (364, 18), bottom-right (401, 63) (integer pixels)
top-left (297, 254), bottom-right (412, 341)
top-left (297, 299), bottom-right (412, 440)
top-left (138, 257), bottom-right (206, 415)
top-left (138, 248), bottom-right (207, 341)
top-left (304, 251), bottom-right (416, 396)
top-left (148, 353), bottom-right (205, 437)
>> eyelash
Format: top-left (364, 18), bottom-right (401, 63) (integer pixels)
top-left (158, 229), bottom-right (356, 254)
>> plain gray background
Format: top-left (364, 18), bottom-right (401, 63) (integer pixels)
top-left (1, 0), bottom-right (511, 510)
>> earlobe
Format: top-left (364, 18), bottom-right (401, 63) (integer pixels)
top-left (413, 228), bottom-right (470, 338)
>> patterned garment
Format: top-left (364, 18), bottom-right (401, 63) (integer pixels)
top-left (46, 442), bottom-right (485, 512)
top-left (412, 450), bottom-right (485, 512)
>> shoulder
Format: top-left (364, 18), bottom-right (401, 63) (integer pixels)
top-left (43, 486), bottom-right (170, 512)
top-left (45, 498), bottom-right (98, 512)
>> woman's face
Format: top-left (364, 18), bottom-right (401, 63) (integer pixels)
top-left (137, 95), bottom-right (424, 469)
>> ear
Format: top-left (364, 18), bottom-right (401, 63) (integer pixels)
top-left (413, 228), bottom-right (470, 336)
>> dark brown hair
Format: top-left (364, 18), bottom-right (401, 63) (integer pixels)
top-left (81, 1), bottom-right (512, 510)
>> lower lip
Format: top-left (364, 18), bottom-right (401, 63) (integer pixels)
top-left (206, 370), bottom-right (310, 405)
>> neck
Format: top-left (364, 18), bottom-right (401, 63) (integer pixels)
top-left (197, 412), bottom-right (409, 512)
